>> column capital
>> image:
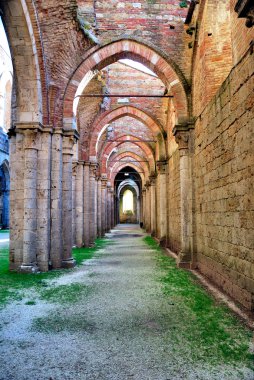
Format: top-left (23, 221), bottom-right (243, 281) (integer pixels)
top-left (89, 162), bottom-right (98, 178)
top-left (149, 174), bottom-right (157, 185)
top-left (156, 160), bottom-right (167, 174)
top-left (145, 180), bottom-right (151, 188)
top-left (173, 123), bottom-right (194, 151)
top-left (63, 128), bottom-right (80, 140)
top-left (101, 177), bottom-right (108, 188)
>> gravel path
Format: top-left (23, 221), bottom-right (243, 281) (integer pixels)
top-left (0, 224), bottom-right (253, 380)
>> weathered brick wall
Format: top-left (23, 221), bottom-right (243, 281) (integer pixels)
top-left (93, 0), bottom-right (191, 79)
top-left (190, 0), bottom-right (233, 116)
top-left (106, 62), bottom-right (166, 127)
top-left (77, 75), bottom-right (103, 160)
top-left (194, 46), bottom-right (254, 309)
top-left (230, 0), bottom-right (254, 65)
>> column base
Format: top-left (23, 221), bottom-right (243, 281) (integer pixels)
top-left (61, 258), bottom-right (76, 269)
top-left (177, 250), bottom-right (193, 269)
top-left (19, 264), bottom-right (39, 273)
top-left (159, 237), bottom-right (167, 247)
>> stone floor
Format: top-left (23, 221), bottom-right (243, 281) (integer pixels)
top-left (0, 225), bottom-right (253, 380)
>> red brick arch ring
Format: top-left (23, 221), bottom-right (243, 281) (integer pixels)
top-left (63, 39), bottom-right (190, 129)
top-left (108, 153), bottom-right (149, 183)
top-left (110, 162), bottom-right (146, 187)
top-left (106, 149), bottom-right (151, 176)
top-left (99, 137), bottom-right (155, 174)
top-left (88, 106), bottom-right (166, 159)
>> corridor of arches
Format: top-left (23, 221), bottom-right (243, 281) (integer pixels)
top-left (0, 0), bottom-right (253, 378)
top-left (0, 0), bottom-right (253, 314)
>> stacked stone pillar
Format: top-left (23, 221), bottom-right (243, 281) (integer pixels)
top-left (72, 163), bottom-right (77, 246)
top-left (89, 163), bottom-right (98, 245)
top-left (111, 189), bottom-right (115, 228)
top-left (21, 130), bottom-right (39, 272)
top-left (142, 188), bottom-right (146, 228)
top-left (173, 124), bottom-right (194, 268)
top-left (97, 177), bottom-right (102, 237)
top-left (101, 177), bottom-right (107, 236)
top-left (37, 128), bottom-right (52, 271)
top-left (62, 131), bottom-right (78, 268)
top-left (83, 162), bottom-right (90, 246)
top-left (145, 181), bottom-right (151, 232)
top-left (75, 161), bottom-right (84, 247)
top-left (107, 183), bottom-right (111, 232)
top-left (156, 160), bottom-right (168, 246)
top-left (149, 174), bottom-right (157, 236)
top-left (50, 129), bottom-right (64, 268)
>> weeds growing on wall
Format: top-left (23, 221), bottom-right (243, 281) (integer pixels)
top-left (143, 236), bottom-right (254, 370)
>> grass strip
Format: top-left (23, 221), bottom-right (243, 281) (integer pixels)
top-left (143, 236), bottom-right (254, 369)
top-left (0, 238), bottom-right (109, 307)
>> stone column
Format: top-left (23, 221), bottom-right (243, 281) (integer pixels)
top-left (137, 196), bottom-right (140, 224)
top-left (107, 183), bottom-right (111, 232)
top-left (89, 163), bottom-right (97, 245)
top-left (173, 124), bottom-right (194, 268)
top-left (94, 176), bottom-right (98, 239)
top-left (72, 163), bottom-right (77, 246)
top-left (50, 129), bottom-right (63, 268)
top-left (149, 175), bottom-right (157, 236)
top-left (8, 131), bottom-right (20, 270)
top-left (111, 189), bottom-right (115, 228)
top-left (145, 181), bottom-right (151, 232)
top-left (105, 183), bottom-right (108, 232)
top-left (83, 162), bottom-right (90, 247)
top-left (75, 161), bottom-right (84, 247)
top-left (21, 129), bottom-right (39, 272)
top-left (101, 178), bottom-right (107, 236)
top-left (62, 130), bottom-right (78, 268)
top-left (142, 188), bottom-right (146, 228)
top-left (156, 160), bottom-right (168, 246)
top-left (115, 195), bottom-right (119, 225)
top-left (97, 177), bottom-right (102, 238)
top-left (37, 128), bottom-right (52, 271)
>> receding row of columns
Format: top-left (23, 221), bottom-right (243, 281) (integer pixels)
top-left (72, 161), bottom-right (115, 248)
top-left (141, 124), bottom-right (195, 269)
top-left (8, 123), bottom-right (116, 273)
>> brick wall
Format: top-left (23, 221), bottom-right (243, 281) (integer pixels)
top-left (191, 0), bottom-right (233, 116)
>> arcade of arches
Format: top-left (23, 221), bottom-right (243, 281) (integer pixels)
top-left (0, 0), bottom-right (253, 312)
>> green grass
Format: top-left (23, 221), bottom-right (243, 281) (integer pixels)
top-left (32, 313), bottom-right (96, 334)
top-left (143, 236), bottom-right (254, 369)
top-left (0, 238), bottom-right (109, 307)
top-left (40, 283), bottom-right (94, 304)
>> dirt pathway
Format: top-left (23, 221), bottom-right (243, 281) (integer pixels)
top-left (0, 225), bottom-right (253, 380)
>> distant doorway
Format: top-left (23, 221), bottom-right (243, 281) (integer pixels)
top-left (119, 188), bottom-right (137, 224)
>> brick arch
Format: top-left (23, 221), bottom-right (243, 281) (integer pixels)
top-left (108, 151), bottom-right (149, 172)
top-left (108, 152), bottom-right (149, 184)
top-left (88, 106), bottom-right (166, 158)
top-left (99, 137), bottom-right (155, 173)
top-left (63, 39), bottom-right (190, 129)
top-left (110, 162), bottom-right (145, 186)
top-left (1, 0), bottom-right (47, 124)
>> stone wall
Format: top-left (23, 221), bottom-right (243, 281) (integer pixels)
top-left (194, 44), bottom-right (254, 310)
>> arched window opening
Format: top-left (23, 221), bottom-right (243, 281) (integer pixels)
top-left (123, 189), bottom-right (134, 214)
